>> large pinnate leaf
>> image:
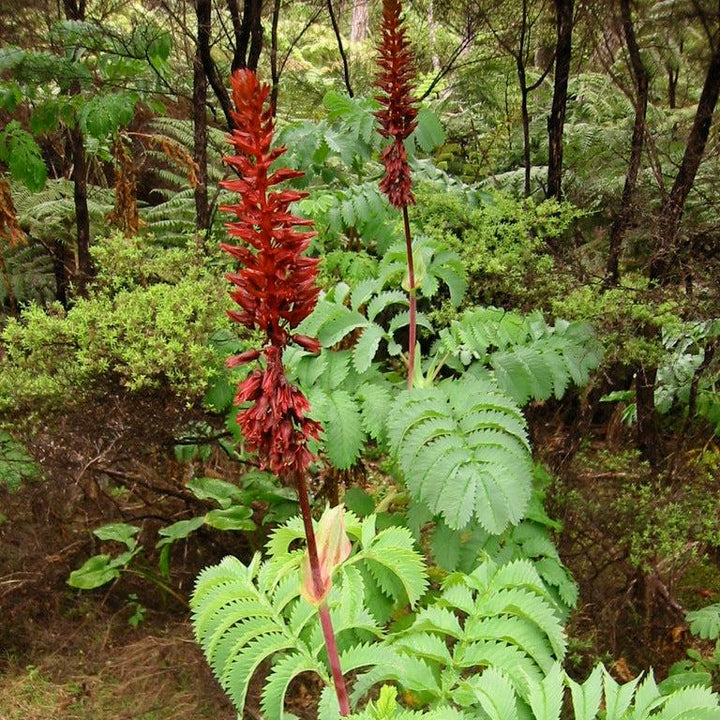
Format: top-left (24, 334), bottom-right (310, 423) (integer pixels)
top-left (388, 375), bottom-right (533, 533)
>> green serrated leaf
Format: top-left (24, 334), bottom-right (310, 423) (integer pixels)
top-left (353, 323), bottom-right (385, 373)
top-left (323, 390), bottom-right (365, 469)
top-left (413, 107), bottom-right (446, 153)
top-left (0, 121), bottom-right (47, 190)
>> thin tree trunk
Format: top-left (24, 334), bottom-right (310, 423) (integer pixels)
top-left (635, 363), bottom-right (660, 469)
top-left (518, 60), bottom-right (532, 198)
top-left (69, 123), bottom-right (92, 292)
top-left (228, 0), bottom-right (264, 71)
top-left (350, 0), bottom-right (369, 43)
top-left (193, 46), bottom-right (210, 235)
top-left (668, 67), bottom-right (678, 108)
top-left (427, 0), bottom-right (441, 72)
top-left (650, 40), bottom-right (720, 283)
top-left (605, 0), bottom-right (649, 286)
top-left (63, 0), bottom-right (92, 293)
top-left (327, 0), bottom-right (354, 97)
top-left (547, 0), bottom-right (574, 201)
top-left (270, 0), bottom-right (281, 109)
top-left (196, 0), bottom-right (234, 130)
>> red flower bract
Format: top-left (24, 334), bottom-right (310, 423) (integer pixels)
top-left (375, 0), bottom-right (418, 208)
top-left (220, 69), bottom-right (322, 479)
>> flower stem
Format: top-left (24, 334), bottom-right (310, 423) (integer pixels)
top-left (293, 471), bottom-right (351, 716)
top-left (402, 204), bottom-right (417, 389)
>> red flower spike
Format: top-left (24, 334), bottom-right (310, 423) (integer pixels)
top-left (375, 0), bottom-right (419, 208)
top-left (220, 69), bottom-right (323, 479)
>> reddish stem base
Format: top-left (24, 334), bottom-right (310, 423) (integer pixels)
top-left (402, 205), bottom-right (417, 389)
top-left (293, 472), bottom-right (351, 715)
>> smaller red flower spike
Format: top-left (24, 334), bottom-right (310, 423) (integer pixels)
top-left (220, 69), bottom-right (322, 479)
top-left (375, 0), bottom-right (419, 208)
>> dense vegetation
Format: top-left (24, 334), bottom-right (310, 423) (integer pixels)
top-left (1, 0), bottom-right (719, 718)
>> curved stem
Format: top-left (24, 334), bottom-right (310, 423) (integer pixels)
top-left (293, 471), bottom-right (350, 715)
top-left (402, 204), bottom-right (417, 389)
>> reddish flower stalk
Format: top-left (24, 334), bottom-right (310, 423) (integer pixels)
top-left (375, 0), bottom-right (419, 388)
top-left (219, 69), bottom-right (350, 716)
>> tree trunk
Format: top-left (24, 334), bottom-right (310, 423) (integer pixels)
top-left (668, 67), bottom-right (679, 108)
top-left (427, 0), bottom-right (441, 72)
top-left (196, 0), bottom-right (234, 130)
top-left (327, 0), bottom-right (354, 97)
top-left (193, 46), bottom-right (210, 236)
top-left (228, 0), bottom-right (264, 71)
top-left (518, 60), bottom-right (532, 198)
top-left (63, 0), bottom-right (92, 293)
top-left (197, 0), bottom-right (265, 131)
top-left (547, 0), bottom-right (574, 201)
top-left (650, 40), bottom-right (720, 283)
top-left (69, 123), bottom-right (92, 292)
top-left (635, 363), bottom-right (660, 470)
top-left (350, 0), bottom-right (369, 43)
top-left (605, 0), bottom-right (649, 286)
top-left (270, 0), bottom-right (281, 109)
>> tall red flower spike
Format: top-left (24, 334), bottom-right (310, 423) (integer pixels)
top-left (220, 69), bottom-right (322, 479)
top-left (375, 0), bottom-right (418, 208)
top-left (219, 71), bottom-right (350, 716)
top-left (375, 0), bottom-right (420, 388)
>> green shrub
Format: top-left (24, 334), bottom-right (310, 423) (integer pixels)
top-left (410, 187), bottom-right (580, 311)
top-left (0, 235), bottom-right (232, 415)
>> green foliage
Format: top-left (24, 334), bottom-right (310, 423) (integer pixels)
top-left (68, 473), bottom-right (267, 591)
top-left (687, 605), bottom-right (720, 641)
top-left (436, 307), bottom-right (604, 405)
top-left (669, 604), bottom-right (720, 691)
top-left (0, 236), bottom-right (228, 414)
top-left (410, 188), bottom-right (580, 311)
top-left (192, 513), bottom-right (581, 719)
top-left (191, 512), bottom-right (427, 718)
top-left (347, 665), bottom-right (720, 720)
top-left (0, 121), bottom-right (47, 191)
top-left (285, 343), bottom-right (396, 469)
top-left (77, 92), bottom-right (137, 139)
top-left (11, 178), bottom-right (115, 251)
top-left (0, 431), bottom-right (41, 492)
top-left (388, 374), bottom-right (533, 534)
top-left (420, 465), bottom-right (578, 619)
top-left (68, 523), bottom-right (142, 589)
top-left (552, 276), bottom-right (684, 367)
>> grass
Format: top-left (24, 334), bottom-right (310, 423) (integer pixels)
top-left (0, 626), bottom-right (232, 720)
